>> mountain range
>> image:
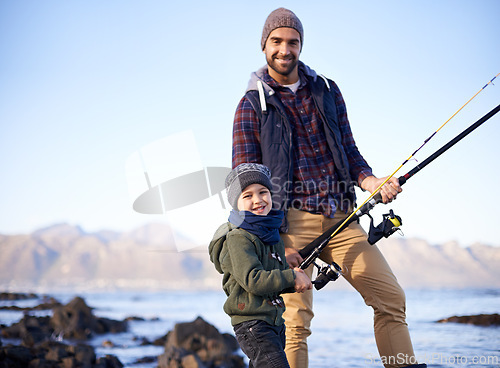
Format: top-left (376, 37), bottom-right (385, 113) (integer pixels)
top-left (1, 223), bottom-right (499, 291)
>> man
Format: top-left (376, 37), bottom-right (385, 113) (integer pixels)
top-left (231, 7), bottom-right (427, 368)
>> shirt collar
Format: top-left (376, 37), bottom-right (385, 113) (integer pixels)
top-left (262, 68), bottom-right (308, 92)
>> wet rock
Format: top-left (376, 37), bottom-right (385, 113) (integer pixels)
top-left (0, 340), bottom-right (121, 368)
top-left (157, 316), bottom-right (244, 368)
top-left (50, 296), bottom-right (97, 340)
top-left (153, 334), bottom-right (168, 346)
top-left (158, 346), bottom-right (204, 368)
top-left (1, 315), bottom-right (54, 347)
top-left (134, 355), bottom-right (157, 364)
top-left (2, 297), bottom-right (127, 345)
top-left (133, 336), bottom-right (151, 346)
top-left (0, 292), bottom-right (38, 301)
top-left (44, 341), bottom-right (71, 361)
top-left (95, 354), bottom-right (124, 368)
top-left (66, 343), bottom-right (96, 365)
top-left (0, 295), bottom-right (61, 312)
top-left (101, 340), bottom-right (115, 348)
top-left (0, 345), bottom-right (35, 366)
top-left (0, 295), bottom-right (126, 367)
top-left (124, 316), bottom-right (145, 322)
top-left (50, 296), bottom-right (127, 339)
top-left (437, 313), bottom-right (500, 326)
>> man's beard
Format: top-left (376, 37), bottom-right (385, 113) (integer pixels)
top-left (267, 54), bottom-right (298, 78)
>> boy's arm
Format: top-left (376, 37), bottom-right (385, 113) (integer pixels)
top-left (226, 233), bottom-right (295, 296)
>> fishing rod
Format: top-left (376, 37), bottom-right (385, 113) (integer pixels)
top-left (300, 100), bottom-right (500, 290)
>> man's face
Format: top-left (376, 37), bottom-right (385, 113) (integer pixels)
top-left (264, 27), bottom-right (301, 84)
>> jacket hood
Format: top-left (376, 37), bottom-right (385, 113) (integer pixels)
top-left (209, 222), bottom-right (235, 274)
top-left (245, 61), bottom-right (319, 94)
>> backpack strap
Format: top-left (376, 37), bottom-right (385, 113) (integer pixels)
top-left (256, 80), bottom-right (267, 114)
top-left (319, 74), bottom-right (331, 91)
top-left (245, 90), bottom-right (264, 122)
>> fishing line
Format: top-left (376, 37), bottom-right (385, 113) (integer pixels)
top-left (320, 72), bottom-right (499, 243)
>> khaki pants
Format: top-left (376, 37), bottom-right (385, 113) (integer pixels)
top-left (281, 208), bottom-right (416, 368)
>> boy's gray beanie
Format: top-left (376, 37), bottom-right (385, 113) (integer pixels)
top-left (261, 7), bottom-right (303, 50)
top-left (226, 163), bottom-right (272, 210)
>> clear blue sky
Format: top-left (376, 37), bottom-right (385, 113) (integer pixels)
top-left (1, 0), bottom-right (499, 247)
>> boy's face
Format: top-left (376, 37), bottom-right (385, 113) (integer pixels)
top-left (237, 183), bottom-right (272, 216)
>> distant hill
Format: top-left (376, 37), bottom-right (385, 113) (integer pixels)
top-left (0, 224), bottom-right (499, 291)
top-left (0, 223), bottom-right (220, 291)
top-left (378, 237), bottom-right (500, 288)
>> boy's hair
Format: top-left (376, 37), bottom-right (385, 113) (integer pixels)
top-left (225, 163), bottom-right (272, 209)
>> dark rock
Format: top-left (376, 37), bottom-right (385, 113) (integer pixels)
top-left (221, 333), bottom-right (239, 353)
top-left (0, 292), bottom-right (38, 301)
top-left (0, 295), bottom-right (127, 367)
top-left (134, 355), bottom-right (157, 364)
top-left (132, 336), bottom-right (151, 346)
top-left (49, 297), bottom-right (127, 339)
top-left (166, 316), bottom-right (229, 358)
top-left (50, 296), bottom-right (97, 339)
top-left (0, 300), bottom-right (62, 312)
top-left (28, 358), bottom-right (59, 368)
top-left (32, 298), bottom-right (63, 311)
top-left (0, 340), bottom-right (124, 367)
top-left (437, 313), bottom-right (500, 326)
top-left (158, 316), bottom-right (245, 368)
top-left (0, 315), bottom-right (54, 347)
top-left (2, 297), bottom-right (127, 346)
top-left (44, 342), bottom-right (70, 361)
top-left (158, 346), bottom-right (204, 368)
top-left (59, 357), bottom-right (81, 368)
top-left (153, 334), bottom-right (168, 346)
top-left (66, 344), bottom-right (96, 365)
top-left (101, 340), bottom-right (115, 348)
top-left (124, 316), bottom-right (145, 322)
top-left (94, 317), bottom-right (127, 335)
top-left (95, 355), bottom-right (124, 368)
top-left (0, 345), bottom-right (35, 365)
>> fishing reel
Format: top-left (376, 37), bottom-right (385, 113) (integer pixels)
top-left (311, 260), bottom-right (342, 290)
top-left (367, 209), bottom-right (403, 245)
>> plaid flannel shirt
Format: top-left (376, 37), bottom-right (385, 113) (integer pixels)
top-left (232, 69), bottom-right (372, 217)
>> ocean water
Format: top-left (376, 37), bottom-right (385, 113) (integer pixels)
top-left (1, 288), bottom-right (499, 367)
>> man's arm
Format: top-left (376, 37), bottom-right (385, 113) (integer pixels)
top-left (329, 80), bottom-right (402, 202)
top-left (330, 80), bottom-right (374, 184)
top-left (232, 96), bottom-right (263, 168)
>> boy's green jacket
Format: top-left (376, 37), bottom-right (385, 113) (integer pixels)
top-left (209, 222), bottom-right (296, 327)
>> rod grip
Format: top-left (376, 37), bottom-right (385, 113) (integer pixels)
top-left (372, 175), bottom-right (406, 204)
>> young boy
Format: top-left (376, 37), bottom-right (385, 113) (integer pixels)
top-left (209, 163), bottom-right (312, 368)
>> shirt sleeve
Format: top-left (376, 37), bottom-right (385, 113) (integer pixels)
top-left (331, 81), bottom-right (374, 185)
top-left (226, 232), bottom-right (296, 296)
top-left (232, 96), bottom-right (263, 168)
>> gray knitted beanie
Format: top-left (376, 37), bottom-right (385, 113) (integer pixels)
top-left (226, 163), bottom-right (273, 210)
top-left (261, 7), bottom-right (303, 50)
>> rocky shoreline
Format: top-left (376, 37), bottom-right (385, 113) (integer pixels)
top-left (0, 292), bottom-right (245, 368)
top-left (436, 313), bottom-right (500, 327)
top-left (2, 291), bottom-right (498, 367)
